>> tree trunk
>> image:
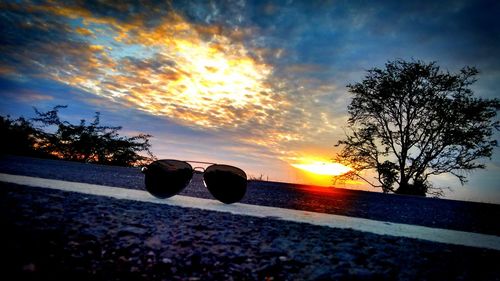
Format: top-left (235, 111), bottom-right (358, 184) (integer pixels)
top-left (395, 178), bottom-right (427, 196)
top-left (396, 178), bottom-right (410, 195)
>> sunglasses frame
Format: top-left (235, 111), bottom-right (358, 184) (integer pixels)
top-left (142, 159), bottom-right (247, 204)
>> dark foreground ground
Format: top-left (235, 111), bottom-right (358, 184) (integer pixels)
top-left (2, 183), bottom-right (500, 281)
top-left (1, 156), bottom-right (500, 280)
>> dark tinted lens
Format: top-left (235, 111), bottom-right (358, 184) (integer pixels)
top-left (203, 165), bottom-right (247, 204)
top-left (143, 160), bottom-right (193, 198)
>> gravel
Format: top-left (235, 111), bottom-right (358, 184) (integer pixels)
top-left (1, 182), bottom-right (500, 280)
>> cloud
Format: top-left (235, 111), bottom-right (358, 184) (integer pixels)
top-left (0, 1), bottom-right (322, 164)
top-left (2, 90), bottom-right (54, 103)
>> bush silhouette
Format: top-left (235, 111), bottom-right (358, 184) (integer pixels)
top-left (1, 105), bottom-right (155, 166)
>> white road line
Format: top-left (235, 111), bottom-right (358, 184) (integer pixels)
top-left (1, 172), bottom-right (500, 251)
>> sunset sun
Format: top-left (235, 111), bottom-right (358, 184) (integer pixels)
top-left (291, 161), bottom-right (351, 176)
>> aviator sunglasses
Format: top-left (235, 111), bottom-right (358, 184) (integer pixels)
top-left (141, 159), bottom-right (247, 204)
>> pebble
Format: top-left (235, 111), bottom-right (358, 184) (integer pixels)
top-left (117, 226), bottom-right (148, 236)
top-left (161, 258), bottom-right (173, 264)
top-left (22, 263), bottom-right (36, 272)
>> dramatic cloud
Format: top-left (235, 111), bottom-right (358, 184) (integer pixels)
top-left (0, 0), bottom-right (348, 165)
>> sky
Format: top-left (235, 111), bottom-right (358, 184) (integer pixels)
top-left (0, 0), bottom-right (499, 203)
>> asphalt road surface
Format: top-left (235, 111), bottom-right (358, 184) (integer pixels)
top-left (1, 155), bottom-right (499, 280)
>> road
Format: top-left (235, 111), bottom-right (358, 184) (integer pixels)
top-left (1, 155), bottom-right (499, 280)
top-left (1, 155), bottom-right (499, 235)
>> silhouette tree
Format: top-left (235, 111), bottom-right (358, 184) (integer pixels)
top-left (1, 105), bottom-right (155, 166)
top-left (0, 115), bottom-right (49, 158)
top-left (334, 59), bottom-right (499, 196)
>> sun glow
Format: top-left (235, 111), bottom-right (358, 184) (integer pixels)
top-left (292, 161), bottom-right (351, 176)
top-left (35, 6), bottom-right (277, 129)
top-left (115, 18), bottom-right (277, 128)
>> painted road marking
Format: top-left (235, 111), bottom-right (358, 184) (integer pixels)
top-left (1, 172), bottom-right (500, 251)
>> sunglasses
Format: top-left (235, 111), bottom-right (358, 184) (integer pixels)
top-left (141, 159), bottom-right (247, 204)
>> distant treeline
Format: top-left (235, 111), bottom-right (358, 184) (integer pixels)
top-left (0, 105), bottom-right (155, 167)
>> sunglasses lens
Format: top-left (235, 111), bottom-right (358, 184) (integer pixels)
top-left (143, 160), bottom-right (193, 198)
top-left (203, 165), bottom-right (247, 204)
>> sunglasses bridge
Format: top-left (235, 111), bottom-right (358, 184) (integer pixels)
top-left (192, 167), bottom-right (206, 173)
top-left (141, 160), bottom-right (215, 174)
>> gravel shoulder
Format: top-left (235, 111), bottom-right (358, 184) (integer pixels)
top-left (1, 182), bottom-right (500, 281)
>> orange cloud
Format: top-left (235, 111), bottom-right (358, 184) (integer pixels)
top-left (75, 27), bottom-right (94, 36)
